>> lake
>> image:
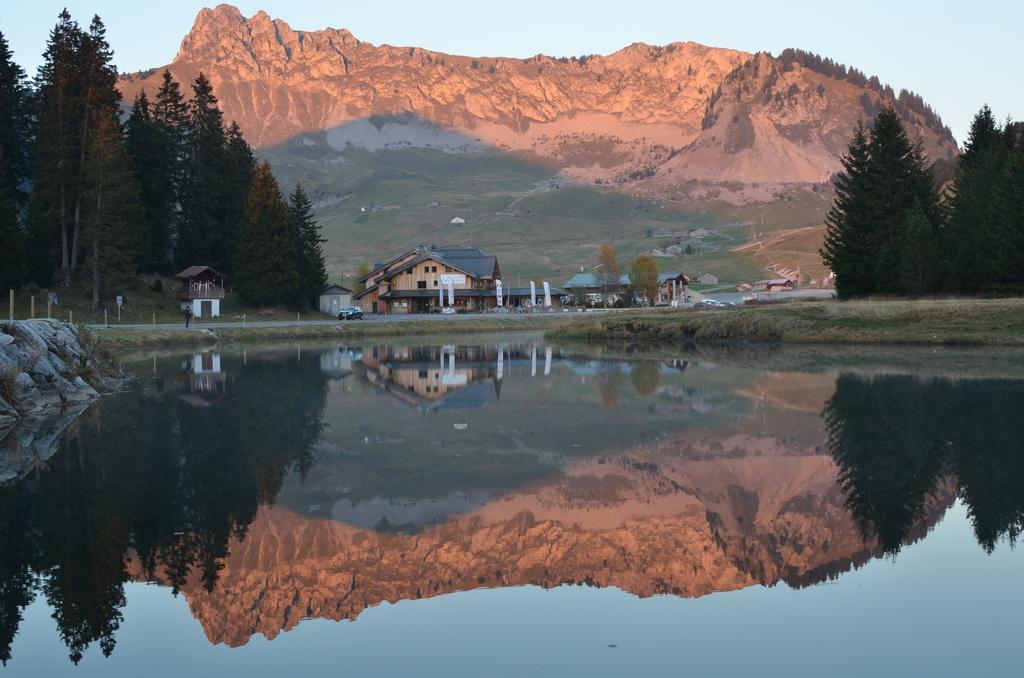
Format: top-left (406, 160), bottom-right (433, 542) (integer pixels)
top-left (1, 335), bottom-right (1022, 677)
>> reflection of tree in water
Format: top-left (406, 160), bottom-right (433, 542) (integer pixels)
top-left (0, 353), bottom-right (328, 664)
top-left (595, 362), bottom-right (625, 410)
top-left (824, 373), bottom-right (1024, 554)
top-left (629, 361), bottom-right (660, 397)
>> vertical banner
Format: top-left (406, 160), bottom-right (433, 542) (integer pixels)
top-left (544, 345), bottom-right (552, 376)
top-left (447, 279), bottom-right (455, 306)
top-left (496, 279), bottom-right (503, 307)
top-left (497, 345), bottom-right (504, 380)
top-left (439, 282), bottom-right (444, 308)
top-left (543, 281), bottom-right (552, 307)
top-left (530, 281), bottom-right (536, 307)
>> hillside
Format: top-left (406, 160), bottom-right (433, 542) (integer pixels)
top-left (119, 4), bottom-right (958, 282)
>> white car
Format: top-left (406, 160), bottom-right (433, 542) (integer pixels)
top-left (441, 307), bottom-right (456, 315)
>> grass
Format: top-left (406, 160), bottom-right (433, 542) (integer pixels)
top-left (547, 298), bottom-right (1024, 347)
top-left (90, 313), bottom-right (585, 349)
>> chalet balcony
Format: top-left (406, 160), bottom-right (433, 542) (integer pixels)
top-left (177, 285), bottom-right (226, 300)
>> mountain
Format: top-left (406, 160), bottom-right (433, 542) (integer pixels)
top-left (131, 433), bottom-right (955, 647)
top-left (118, 5), bottom-right (959, 281)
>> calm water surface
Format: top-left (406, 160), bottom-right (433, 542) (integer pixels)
top-left (1, 337), bottom-right (1022, 677)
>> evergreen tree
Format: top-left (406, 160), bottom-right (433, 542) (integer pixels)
top-left (152, 70), bottom-right (188, 259)
top-left (288, 184), bottom-right (327, 309)
top-left (220, 121), bottom-right (255, 273)
top-left (82, 112), bottom-right (141, 309)
top-left (821, 109), bottom-right (938, 297)
top-left (177, 72), bottom-right (227, 270)
top-left (0, 148), bottom-right (24, 290)
top-left (0, 28), bottom-right (31, 210)
top-left (27, 10), bottom-right (84, 284)
top-left (945, 106), bottom-right (1015, 293)
top-left (233, 162), bottom-right (298, 306)
top-left (898, 201), bottom-right (938, 295)
top-left (125, 91), bottom-right (171, 272)
top-left (821, 122), bottom-right (872, 298)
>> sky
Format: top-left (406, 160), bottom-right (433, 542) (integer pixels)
top-left (2, 1), bottom-right (1022, 145)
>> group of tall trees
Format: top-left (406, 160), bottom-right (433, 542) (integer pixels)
top-left (0, 12), bottom-right (327, 310)
top-left (822, 105), bottom-right (1024, 298)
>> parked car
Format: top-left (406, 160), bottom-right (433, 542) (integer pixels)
top-left (694, 299), bottom-right (734, 309)
top-left (337, 306), bottom-right (363, 320)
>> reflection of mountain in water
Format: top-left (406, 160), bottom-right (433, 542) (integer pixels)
top-left (3, 350), bottom-right (1024, 663)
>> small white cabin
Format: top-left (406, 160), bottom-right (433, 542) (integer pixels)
top-left (319, 284), bottom-right (354, 314)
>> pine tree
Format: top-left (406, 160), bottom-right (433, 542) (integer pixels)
top-left (233, 162), bottom-right (298, 306)
top-left (945, 106), bottom-right (1013, 293)
top-left (821, 122), bottom-right (872, 298)
top-left (220, 121), bottom-right (255, 273)
top-left (898, 201), bottom-right (938, 295)
top-left (0, 148), bottom-right (24, 290)
top-left (288, 184), bottom-right (327, 309)
top-left (82, 112), bottom-right (141, 309)
top-left (27, 10), bottom-right (84, 284)
top-left (0, 29), bottom-right (31, 210)
top-left (125, 91), bottom-right (171, 272)
top-left (152, 70), bottom-right (188, 257)
top-left (177, 72), bottom-right (227, 270)
top-left (821, 110), bottom-right (938, 297)
top-left (863, 107), bottom-right (937, 295)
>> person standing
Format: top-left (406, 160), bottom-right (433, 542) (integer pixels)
top-left (184, 305), bottom-right (193, 328)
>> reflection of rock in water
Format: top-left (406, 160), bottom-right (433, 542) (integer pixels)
top-left (134, 430), bottom-right (955, 647)
top-left (0, 404), bottom-right (91, 483)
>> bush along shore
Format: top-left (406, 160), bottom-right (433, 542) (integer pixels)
top-left (545, 298), bottom-right (1024, 347)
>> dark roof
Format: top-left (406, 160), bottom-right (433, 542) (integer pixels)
top-left (321, 284), bottom-right (353, 294)
top-left (175, 265), bottom-right (225, 279)
top-left (352, 283), bottom-right (379, 301)
top-left (361, 246), bottom-right (498, 284)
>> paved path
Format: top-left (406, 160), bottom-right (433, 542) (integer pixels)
top-left (86, 311), bottom-right (605, 331)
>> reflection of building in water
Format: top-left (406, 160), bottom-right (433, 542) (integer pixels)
top-left (177, 352), bottom-right (226, 407)
top-left (319, 346), bottom-right (361, 380)
top-left (359, 344), bottom-right (560, 413)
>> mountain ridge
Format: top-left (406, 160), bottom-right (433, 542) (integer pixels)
top-left (119, 4), bottom-right (957, 198)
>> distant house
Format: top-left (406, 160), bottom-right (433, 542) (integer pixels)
top-left (354, 246), bottom-right (560, 314)
top-left (175, 266), bottom-right (226, 319)
top-left (754, 278), bottom-right (797, 292)
top-left (564, 271), bottom-right (688, 306)
top-left (696, 272), bottom-right (719, 285)
top-left (319, 284), bottom-right (354, 315)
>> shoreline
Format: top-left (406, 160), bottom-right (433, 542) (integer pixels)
top-left (85, 298), bottom-right (1024, 350)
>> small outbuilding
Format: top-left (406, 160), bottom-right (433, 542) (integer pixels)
top-left (319, 284), bottom-right (354, 315)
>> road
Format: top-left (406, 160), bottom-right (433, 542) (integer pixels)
top-left (699, 289), bottom-right (836, 305)
top-left (85, 310), bottom-right (604, 331)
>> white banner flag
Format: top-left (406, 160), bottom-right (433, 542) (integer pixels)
top-left (530, 281), bottom-right (536, 307)
top-left (495, 279), bottom-right (503, 307)
top-left (439, 282), bottom-right (444, 307)
top-left (447, 279), bottom-right (455, 306)
top-left (543, 281), bottom-right (552, 307)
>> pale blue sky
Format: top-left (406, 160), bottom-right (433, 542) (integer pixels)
top-left (2, 1), bottom-right (1021, 145)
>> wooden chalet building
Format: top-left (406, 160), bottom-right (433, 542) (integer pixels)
top-left (176, 266), bottom-right (227, 319)
top-left (355, 246), bottom-right (564, 314)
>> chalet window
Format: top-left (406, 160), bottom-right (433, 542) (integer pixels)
top-left (417, 281), bottom-right (427, 289)
top-left (419, 369), bottom-right (428, 378)
top-left (445, 266), bottom-right (452, 272)
top-left (434, 280), bottom-right (438, 286)
top-left (407, 269), bottom-right (412, 274)
top-left (431, 266), bottom-right (438, 272)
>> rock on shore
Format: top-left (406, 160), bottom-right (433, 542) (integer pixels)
top-left (1, 320), bottom-right (121, 481)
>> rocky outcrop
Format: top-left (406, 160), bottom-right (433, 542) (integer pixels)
top-left (119, 5), bottom-right (958, 203)
top-left (0, 320), bottom-right (120, 482)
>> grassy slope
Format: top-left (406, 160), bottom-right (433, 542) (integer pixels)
top-left (262, 142), bottom-right (776, 284)
top-left (548, 298), bottom-right (1024, 346)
